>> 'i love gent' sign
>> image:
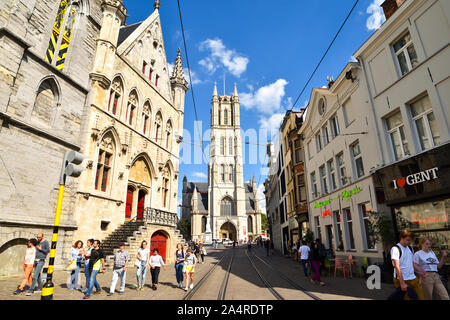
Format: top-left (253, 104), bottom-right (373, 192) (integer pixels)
top-left (392, 167), bottom-right (439, 189)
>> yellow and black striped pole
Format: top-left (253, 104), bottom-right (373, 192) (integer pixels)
top-left (41, 150), bottom-right (86, 300)
top-left (41, 184), bottom-right (65, 300)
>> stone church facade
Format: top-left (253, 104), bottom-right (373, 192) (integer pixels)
top-left (0, 0), bottom-right (186, 276)
top-left (182, 84), bottom-right (262, 243)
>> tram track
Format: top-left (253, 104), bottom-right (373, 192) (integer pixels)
top-left (183, 249), bottom-right (235, 300)
top-left (246, 249), bottom-right (321, 300)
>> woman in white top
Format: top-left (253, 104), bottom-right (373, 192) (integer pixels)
top-left (200, 244), bottom-right (207, 264)
top-left (184, 248), bottom-right (198, 291)
top-left (14, 238), bottom-right (37, 294)
top-left (69, 240), bottom-right (84, 290)
top-left (413, 238), bottom-right (449, 300)
top-left (136, 240), bottom-right (150, 290)
top-left (149, 248), bottom-right (166, 290)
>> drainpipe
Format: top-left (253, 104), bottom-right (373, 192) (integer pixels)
top-left (358, 58), bottom-right (385, 168)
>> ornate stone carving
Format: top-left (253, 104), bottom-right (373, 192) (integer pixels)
top-left (86, 160), bottom-right (94, 169)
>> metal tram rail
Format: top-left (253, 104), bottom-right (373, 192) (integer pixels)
top-left (250, 251), bottom-right (322, 301)
top-left (183, 250), bottom-right (235, 300)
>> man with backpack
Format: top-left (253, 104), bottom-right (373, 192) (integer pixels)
top-left (390, 229), bottom-right (426, 300)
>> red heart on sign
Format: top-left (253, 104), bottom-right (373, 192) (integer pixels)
top-left (397, 177), bottom-right (406, 188)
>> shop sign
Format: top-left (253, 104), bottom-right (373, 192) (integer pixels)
top-left (411, 213), bottom-right (448, 225)
top-left (392, 167), bottom-right (439, 190)
top-left (341, 185), bottom-right (361, 201)
top-left (322, 209), bottom-right (331, 217)
top-left (314, 198), bottom-right (331, 208)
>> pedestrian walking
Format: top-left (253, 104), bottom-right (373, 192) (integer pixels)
top-left (233, 240), bottom-right (236, 249)
top-left (149, 248), bottom-right (166, 290)
top-left (81, 239), bottom-right (94, 293)
top-left (194, 242), bottom-right (200, 263)
top-left (310, 241), bottom-right (325, 286)
top-left (107, 243), bottom-right (130, 296)
top-left (299, 241), bottom-right (310, 277)
top-left (26, 232), bottom-right (50, 296)
top-left (264, 239), bottom-right (270, 257)
top-left (83, 240), bottom-right (105, 299)
top-left (184, 248), bottom-right (198, 291)
top-left (175, 243), bottom-right (186, 288)
top-left (292, 241), bottom-right (298, 261)
top-left (247, 239), bottom-right (252, 252)
top-left (68, 240), bottom-right (83, 290)
top-left (413, 238), bottom-right (449, 300)
top-left (14, 238), bottom-right (37, 295)
top-left (390, 229), bottom-right (425, 300)
top-left (200, 243), bottom-right (208, 264)
top-left (136, 240), bottom-right (150, 290)
top-left (316, 238), bottom-right (327, 276)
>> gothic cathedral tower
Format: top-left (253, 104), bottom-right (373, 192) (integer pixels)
top-left (208, 83), bottom-right (247, 242)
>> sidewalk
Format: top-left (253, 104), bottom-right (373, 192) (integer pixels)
top-left (255, 246), bottom-right (395, 300)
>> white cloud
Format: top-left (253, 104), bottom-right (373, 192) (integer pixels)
top-left (240, 79), bottom-right (289, 115)
top-left (199, 38), bottom-right (249, 77)
top-left (366, 0), bottom-right (386, 31)
top-left (192, 172), bottom-right (207, 179)
top-left (258, 112), bottom-right (285, 141)
top-left (168, 63), bottom-right (202, 85)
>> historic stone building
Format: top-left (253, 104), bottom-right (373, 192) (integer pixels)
top-left (0, 0), bottom-right (187, 276)
top-left (72, 0), bottom-right (188, 264)
top-left (0, 0), bottom-right (102, 277)
top-left (182, 84), bottom-right (262, 243)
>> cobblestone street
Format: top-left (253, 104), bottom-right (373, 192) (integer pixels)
top-left (0, 246), bottom-right (395, 300)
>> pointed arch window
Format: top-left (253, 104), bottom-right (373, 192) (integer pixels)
top-left (32, 78), bottom-right (59, 125)
top-left (229, 137), bottom-right (233, 155)
top-left (95, 133), bottom-right (115, 192)
top-left (201, 216), bottom-right (207, 233)
top-left (248, 216), bottom-right (253, 234)
top-left (162, 166), bottom-right (171, 208)
top-left (126, 90), bottom-right (138, 126)
top-left (108, 77), bottom-right (123, 115)
top-left (224, 109), bottom-right (228, 125)
top-left (166, 121), bottom-right (173, 150)
top-left (229, 164), bottom-right (233, 182)
top-left (142, 102), bottom-right (151, 136)
top-left (221, 164), bottom-right (225, 182)
top-left (221, 197), bottom-right (235, 216)
top-left (220, 137), bottom-right (225, 155)
top-left (155, 112), bottom-right (162, 143)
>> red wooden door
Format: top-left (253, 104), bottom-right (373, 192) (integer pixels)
top-left (137, 190), bottom-right (145, 221)
top-left (125, 186), bottom-right (134, 219)
top-left (150, 231), bottom-right (167, 263)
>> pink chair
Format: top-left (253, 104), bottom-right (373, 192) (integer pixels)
top-left (334, 257), bottom-right (348, 279)
top-left (346, 254), bottom-right (356, 278)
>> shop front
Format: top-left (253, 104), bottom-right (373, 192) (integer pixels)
top-left (374, 143), bottom-right (450, 253)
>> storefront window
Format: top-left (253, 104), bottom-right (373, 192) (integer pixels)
top-left (344, 208), bottom-right (355, 250)
top-left (334, 210), bottom-right (344, 251)
top-left (395, 199), bottom-right (449, 250)
top-left (360, 203), bottom-right (377, 250)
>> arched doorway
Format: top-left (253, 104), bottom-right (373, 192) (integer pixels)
top-left (137, 190), bottom-right (146, 221)
top-left (150, 231), bottom-right (168, 262)
top-left (125, 185), bottom-right (134, 219)
top-left (219, 222), bottom-right (237, 241)
top-left (0, 238), bottom-right (29, 277)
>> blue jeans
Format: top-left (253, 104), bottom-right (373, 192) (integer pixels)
top-left (301, 259), bottom-right (309, 276)
top-left (110, 268), bottom-right (127, 293)
top-left (86, 269), bottom-right (101, 296)
top-left (69, 262), bottom-right (82, 290)
top-left (136, 261), bottom-right (148, 286)
top-left (84, 263), bottom-right (90, 291)
top-left (29, 259), bottom-right (45, 291)
top-left (175, 263), bottom-right (184, 283)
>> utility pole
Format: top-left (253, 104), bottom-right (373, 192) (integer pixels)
top-left (41, 151), bottom-right (87, 300)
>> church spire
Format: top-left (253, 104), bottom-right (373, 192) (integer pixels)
top-left (154, 0), bottom-right (161, 11)
top-left (233, 83), bottom-right (238, 98)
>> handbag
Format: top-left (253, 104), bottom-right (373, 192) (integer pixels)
top-left (65, 259), bottom-right (77, 271)
top-left (134, 258), bottom-right (140, 268)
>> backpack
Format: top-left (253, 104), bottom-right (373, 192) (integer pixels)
top-left (393, 244), bottom-right (413, 259)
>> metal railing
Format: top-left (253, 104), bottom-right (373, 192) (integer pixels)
top-left (137, 207), bottom-right (179, 227)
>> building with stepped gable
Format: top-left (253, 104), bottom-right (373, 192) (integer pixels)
top-left (0, 0), bottom-right (187, 277)
top-left (182, 84), bottom-right (263, 243)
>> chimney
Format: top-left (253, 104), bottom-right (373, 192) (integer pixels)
top-left (381, 0), bottom-right (406, 20)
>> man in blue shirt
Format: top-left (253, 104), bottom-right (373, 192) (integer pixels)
top-left (26, 232), bottom-right (50, 296)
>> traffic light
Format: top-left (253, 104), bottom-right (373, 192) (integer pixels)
top-left (42, 150), bottom-right (87, 300)
top-left (60, 150), bottom-right (88, 184)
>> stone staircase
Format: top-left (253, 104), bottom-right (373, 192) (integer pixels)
top-left (101, 217), bottom-right (187, 269)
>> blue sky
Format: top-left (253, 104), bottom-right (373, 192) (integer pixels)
top-left (123, 0), bottom-right (386, 214)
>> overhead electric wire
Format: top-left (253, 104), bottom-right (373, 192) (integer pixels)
top-left (289, 0), bottom-right (360, 112)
